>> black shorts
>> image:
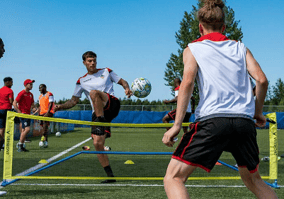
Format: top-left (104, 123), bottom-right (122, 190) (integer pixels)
top-left (92, 94), bottom-right (120, 137)
top-left (20, 118), bottom-right (31, 129)
top-left (167, 109), bottom-right (191, 122)
top-left (173, 117), bottom-right (259, 173)
top-left (39, 113), bottom-right (54, 126)
top-left (0, 110), bottom-right (9, 128)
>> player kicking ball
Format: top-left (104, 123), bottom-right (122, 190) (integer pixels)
top-left (55, 51), bottom-right (132, 183)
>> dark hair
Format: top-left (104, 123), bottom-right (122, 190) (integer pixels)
top-left (82, 51), bottom-right (97, 61)
top-left (39, 84), bottom-right (46, 88)
top-left (198, 0), bottom-right (225, 30)
top-left (0, 38), bottom-right (3, 44)
top-left (3, 77), bottom-right (12, 82)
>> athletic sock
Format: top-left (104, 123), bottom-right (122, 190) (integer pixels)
top-left (0, 139), bottom-right (4, 150)
top-left (103, 165), bottom-right (114, 177)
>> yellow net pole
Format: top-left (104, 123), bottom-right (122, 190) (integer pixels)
top-left (266, 112), bottom-right (278, 180)
top-left (3, 111), bottom-right (15, 180)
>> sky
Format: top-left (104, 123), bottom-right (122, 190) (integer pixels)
top-left (0, 0), bottom-right (284, 103)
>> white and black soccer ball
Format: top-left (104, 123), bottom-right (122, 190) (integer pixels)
top-left (39, 141), bottom-right (44, 148)
top-left (131, 77), bottom-right (151, 98)
top-left (55, 132), bottom-right (61, 137)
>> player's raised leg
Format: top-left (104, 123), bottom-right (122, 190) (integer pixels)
top-left (238, 167), bottom-right (278, 199)
top-left (164, 159), bottom-right (196, 199)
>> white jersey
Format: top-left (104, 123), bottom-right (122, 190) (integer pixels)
top-left (175, 86), bottom-right (192, 113)
top-left (188, 32), bottom-right (255, 121)
top-left (73, 68), bottom-right (121, 111)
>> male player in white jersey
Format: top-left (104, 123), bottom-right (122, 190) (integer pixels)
top-left (55, 51), bottom-right (132, 183)
top-left (162, 0), bottom-right (277, 198)
top-left (162, 78), bottom-right (195, 133)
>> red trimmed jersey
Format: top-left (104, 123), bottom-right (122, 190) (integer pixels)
top-left (188, 32), bottom-right (255, 121)
top-left (73, 68), bottom-right (121, 111)
top-left (175, 86), bottom-right (192, 113)
top-left (0, 86), bottom-right (14, 110)
top-left (15, 90), bottom-right (34, 114)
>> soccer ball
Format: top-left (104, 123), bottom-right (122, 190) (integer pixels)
top-left (131, 77), bottom-right (151, 98)
top-left (39, 141), bottom-right (48, 148)
top-left (39, 141), bottom-right (44, 147)
top-left (55, 132), bottom-right (61, 137)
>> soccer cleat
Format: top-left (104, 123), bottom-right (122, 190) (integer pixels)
top-left (101, 179), bottom-right (116, 183)
top-left (25, 139), bottom-right (32, 143)
top-left (40, 136), bottom-right (45, 142)
top-left (104, 146), bottom-right (111, 151)
top-left (17, 147), bottom-right (29, 152)
top-left (261, 156), bottom-right (269, 162)
top-left (16, 142), bottom-right (26, 149)
top-left (43, 141), bottom-right (48, 148)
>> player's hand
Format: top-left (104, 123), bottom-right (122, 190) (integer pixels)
top-left (162, 125), bottom-right (180, 147)
top-left (54, 104), bottom-right (61, 112)
top-left (125, 88), bottom-right (132, 98)
top-left (254, 114), bottom-right (266, 128)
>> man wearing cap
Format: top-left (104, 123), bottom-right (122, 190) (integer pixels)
top-left (0, 77), bottom-right (14, 151)
top-left (13, 79), bottom-right (37, 152)
top-left (0, 38), bottom-right (5, 59)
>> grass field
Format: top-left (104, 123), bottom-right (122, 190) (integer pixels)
top-left (0, 126), bottom-right (283, 198)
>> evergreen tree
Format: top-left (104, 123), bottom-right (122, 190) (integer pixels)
top-left (270, 78), bottom-right (284, 105)
top-left (164, 0), bottom-right (243, 104)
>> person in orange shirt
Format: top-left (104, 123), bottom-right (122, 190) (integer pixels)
top-left (38, 84), bottom-right (55, 148)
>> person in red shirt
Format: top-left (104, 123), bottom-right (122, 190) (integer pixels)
top-left (0, 77), bottom-right (14, 151)
top-left (13, 79), bottom-right (37, 152)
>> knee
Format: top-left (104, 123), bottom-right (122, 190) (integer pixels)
top-left (163, 173), bottom-right (172, 185)
top-left (164, 173), bottom-right (185, 185)
top-left (93, 139), bottom-right (104, 150)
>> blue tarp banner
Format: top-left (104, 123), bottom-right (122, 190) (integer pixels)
top-left (54, 110), bottom-right (195, 125)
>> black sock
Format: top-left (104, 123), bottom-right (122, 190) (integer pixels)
top-left (104, 165), bottom-right (114, 177)
top-left (0, 139), bottom-right (4, 149)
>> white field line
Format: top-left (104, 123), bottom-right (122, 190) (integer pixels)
top-left (1, 137), bottom-right (92, 184)
top-left (9, 183), bottom-right (284, 188)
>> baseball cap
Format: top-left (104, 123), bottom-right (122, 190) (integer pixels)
top-left (24, 79), bottom-right (35, 86)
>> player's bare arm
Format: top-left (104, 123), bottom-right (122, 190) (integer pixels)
top-left (117, 78), bottom-right (132, 98)
top-left (44, 102), bottom-right (54, 117)
top-left (163, 96), bottom-right (178, 104)
top-left (162, 47), bottom-right (198, 147)
top-left (31, 103), bottom-right (39, 115)
top-left (54, 96), bottom-right (80, 111)
top-left (246, 48), bottom-right (268, 127)
top-left (12, 100), bottom-right (21, 113)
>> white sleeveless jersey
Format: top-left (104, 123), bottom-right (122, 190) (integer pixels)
top-left (73, 68), bottom-right (121, 111)
top-left (187, 33), bottom-right (255, 121)
top-left (175, 86), bottom-right (192, 113)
